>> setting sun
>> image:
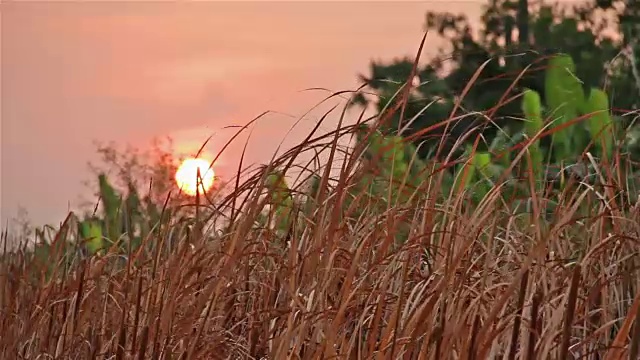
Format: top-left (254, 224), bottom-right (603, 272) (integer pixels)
top-left (175, 158), bottom-right (215, 196)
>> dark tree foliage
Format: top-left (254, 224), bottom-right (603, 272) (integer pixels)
top-left (354, 0), bottom-right (637, 158)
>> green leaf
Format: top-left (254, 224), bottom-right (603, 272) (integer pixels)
top-left (522, 89), bottom-right (545, 182)
top-left (544, 54), bottom-right (585, 160)
top-left (80, 218), bottom-right (104, 255)
top-left (582, 87), bottom-right (614, 158)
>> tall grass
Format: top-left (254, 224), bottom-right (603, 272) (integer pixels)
top-left (2, 42), bottom-right (640, 359)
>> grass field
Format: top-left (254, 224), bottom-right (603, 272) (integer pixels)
top-left (2, 51), bottom-right (640, 360)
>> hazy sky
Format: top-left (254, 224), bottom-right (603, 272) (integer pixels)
top-left (3, 1), bottom-right (505, 226)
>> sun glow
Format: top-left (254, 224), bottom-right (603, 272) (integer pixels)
top-left (175, 158), bottom-right (215, 196)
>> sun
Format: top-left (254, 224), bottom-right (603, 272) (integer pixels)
top-left (175, 158), bottom-right (215, 196)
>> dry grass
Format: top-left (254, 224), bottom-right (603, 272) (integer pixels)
top-left (2, 41), bottom-right (640, 360)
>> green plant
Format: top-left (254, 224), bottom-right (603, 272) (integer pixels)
top-left (544, 54), bottom-right (587, 160)
top-left (509, 53), bottom-right (623, 207)
top-left (521, 88), bottom-right (545, 184)
top-left (582, 87), bottom-right (615, 157)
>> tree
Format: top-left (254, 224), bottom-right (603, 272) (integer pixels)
top-left (353, 0), bottom-right (636, 159)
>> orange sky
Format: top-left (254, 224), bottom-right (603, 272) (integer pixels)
top-left (2, 1), bottom-right (580, 226)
